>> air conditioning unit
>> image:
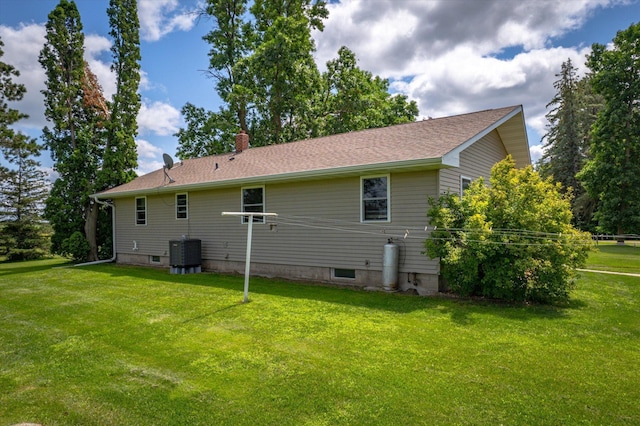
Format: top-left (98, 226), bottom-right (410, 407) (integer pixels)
top-left (169, 239), bottom-right (201, 273)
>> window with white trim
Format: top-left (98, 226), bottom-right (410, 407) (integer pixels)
top-left (461, 176), bottom-right (472, 195)
top-left (135, 197), bottom-right (147, 225)
top-left (361, 176), bottom-right (389, 222)
top-left (176, 193), bottom-right (188, 219)
top-left (242, 186), bottom-right (265, 223)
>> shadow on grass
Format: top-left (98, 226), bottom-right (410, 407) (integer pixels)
top-left (74, 263), bottom-right (582, 322)
top-left (439, 296), bottom-right (587, 325)
top-left (0, 257), bottom-right (73, 277)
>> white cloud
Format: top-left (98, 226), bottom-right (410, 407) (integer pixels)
top-left (529, 144), bottom-right (546, 165)
top-left (135, 139), bottom-right (164, 175)
top-left (137, 101), bottom-right (181, 136)
top-left (0, 23), bottom-right (47, 130)
top-left (138, 0), bottom-right (198, 42)
top-left (136, 138), bottom-right (163, 158)
top-left (136, 158), bottom-right (164, 176)
top-left (0, 24), bottom-right (113, 132)
top-left (312, 0), bottom-right (610, 151)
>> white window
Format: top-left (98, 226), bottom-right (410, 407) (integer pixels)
top-left (361, 175), bottom-right (389, 222)
top-left (135, 197), bottom-right (147, 225)
top-left (242, 186), bottom-right (265, 223)
top-left (460, 176), bottom-right (472, 195)
top-left (176, 193), bottom-right (188, 219)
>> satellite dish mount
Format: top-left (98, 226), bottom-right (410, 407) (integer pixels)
top-left (163, 153), bottom-right (175, 183)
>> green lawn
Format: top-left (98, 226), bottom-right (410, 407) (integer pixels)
top-left (1, 248), bottom-right (639, 425)
top-left (587, 241), bottom-right (640, 273)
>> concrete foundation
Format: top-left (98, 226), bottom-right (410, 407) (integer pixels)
top-left (116, 253), bottom-right (439, 295)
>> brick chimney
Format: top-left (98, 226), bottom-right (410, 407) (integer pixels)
top-left (235, 130), bottom-right (249, 153)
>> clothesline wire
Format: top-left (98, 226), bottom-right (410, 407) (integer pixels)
top-left (271, 214), bottom-right (592, 246)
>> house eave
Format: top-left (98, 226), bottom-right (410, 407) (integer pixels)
top-left (442, 105), bottom-right (530, 168)
top-left (94, 157), bottom-right (446, 199)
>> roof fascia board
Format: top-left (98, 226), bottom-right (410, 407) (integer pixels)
top-left (442, 106), bottom-right (524, 164)
top-left (94, 157), bottom-right (444, 199)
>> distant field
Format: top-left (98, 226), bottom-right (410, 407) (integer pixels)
top-left (586, 241), bottom-right (640, 273)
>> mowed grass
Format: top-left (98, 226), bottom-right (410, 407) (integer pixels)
top-left (0, 247), bottom-right (639, 425)
top-left (587, 241), bottom-right (640, 273)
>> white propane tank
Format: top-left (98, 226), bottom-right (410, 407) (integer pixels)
top-left (382, 240), bottom-right (399, 291)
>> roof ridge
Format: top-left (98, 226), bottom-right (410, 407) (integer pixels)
top-left (178, 105), bottom-right (521, 164)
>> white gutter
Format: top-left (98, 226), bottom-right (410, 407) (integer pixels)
top-left (74, 196), bottom-right (117, 267)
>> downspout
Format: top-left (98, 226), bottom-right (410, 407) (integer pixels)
top-left (74, 196), bottom-right (117, 267)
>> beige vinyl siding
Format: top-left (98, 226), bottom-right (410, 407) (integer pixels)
top-left (439, 129), bottom-right (507, 193)
top-left (115, 170), bottom-right (439, 275)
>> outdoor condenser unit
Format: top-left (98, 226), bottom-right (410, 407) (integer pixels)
top-left (169, 238), bottom-right (201, 269)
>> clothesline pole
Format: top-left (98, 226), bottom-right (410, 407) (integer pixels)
top-left (222, 212), bottom-right (278, 303)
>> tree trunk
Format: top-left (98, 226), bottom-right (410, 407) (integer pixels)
top-left (84, 200), bottom-right (100, 260)
top-left (617, 224), bottom-right (625, 245)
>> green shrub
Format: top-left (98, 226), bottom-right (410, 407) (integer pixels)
top-left (63, 231), bottom-right (90, 262)
top-left (425, 156), bottom-right (593, 303)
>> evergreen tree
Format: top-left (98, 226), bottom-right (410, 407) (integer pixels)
top-left (0, 36), bottom-right (49, 260)
top-left (539, 59), bottom-right (601, 230)
top-left (0, 37), bottom-right (27, 149)
top-left (0, 134), bottom-right (50, 260)
top-left (579, 22), bottom-right (640, 238)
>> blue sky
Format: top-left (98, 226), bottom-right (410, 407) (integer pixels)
top-left (1, 0), bottom-right (639, 177)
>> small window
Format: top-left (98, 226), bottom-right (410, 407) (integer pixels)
top-left (333, 268), bottom-right (356, 279)
top-left (135, 197), bottom-right (147, 225)
top-left (176, 193), bottom-right (188, 219)
top-left (150, 255), bottom-right (161, 264)
top-left (361, 176), bottom-right (389, 222)
top-left (242, 186), bottom-right (265, 224)
top-left (461, 176), bottom-right (472, 194)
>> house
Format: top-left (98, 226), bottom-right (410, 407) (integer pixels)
top-left (95, 105), bottom-right (530, 295)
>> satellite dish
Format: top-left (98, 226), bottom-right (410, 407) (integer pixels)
top-left (163, 153), bottom-right (174, 170)
top-left (162, 153), bottom-right (175, 183)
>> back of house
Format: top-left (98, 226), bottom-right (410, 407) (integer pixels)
top-left (96, 105), bottom-right (530, 295)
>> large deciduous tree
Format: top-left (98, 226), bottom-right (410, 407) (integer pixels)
top-left (176, 0), bottom-right (418, 159)
top-left (39, 0), bottom-right (101, 260)
top-left (315, 46), bottom-right (418, 137)
top-left (248, 0), bottom-right (327, 144)
top-left (86, 0), bottom-right (141, 260)
top-left (425, 156), bottom-right (592, 304)
top-left (40, 0), bottom-right (140, 261)
top-left (102, 0), bottom-right (140, 188)
top-left (578, 22), bottom-right (640, 238)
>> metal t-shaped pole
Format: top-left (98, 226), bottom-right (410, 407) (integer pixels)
top-left (222, 212), bottom-right (278, 303)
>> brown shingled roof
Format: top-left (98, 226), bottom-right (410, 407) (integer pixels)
top-left (97, 105), bottom-right (528, 198)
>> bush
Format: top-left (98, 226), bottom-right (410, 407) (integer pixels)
top-left (425, 156), bottom-right (593, 303)
top-left (63, 231), bottom-right (90, 262)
